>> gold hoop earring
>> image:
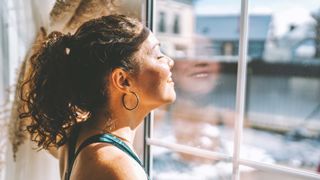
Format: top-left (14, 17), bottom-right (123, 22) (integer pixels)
top-left (122, 91), bottom-right (139, 111)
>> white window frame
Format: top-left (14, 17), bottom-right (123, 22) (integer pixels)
top-left (143, 0), bottom-right (320, 179)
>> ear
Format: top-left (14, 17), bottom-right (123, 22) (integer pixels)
top-left (110, 68), bottom-right (131, 93)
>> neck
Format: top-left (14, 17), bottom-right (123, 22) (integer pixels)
top-left (83, 106), bottom-right (150, 147)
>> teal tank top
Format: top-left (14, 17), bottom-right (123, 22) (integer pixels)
top-left (65, 132), bottom-right (149, 180)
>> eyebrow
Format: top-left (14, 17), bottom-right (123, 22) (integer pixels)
top-left (147, 43), bottom-right (160, 55)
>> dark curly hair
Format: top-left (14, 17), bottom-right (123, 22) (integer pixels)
top-left (19, 15), bottom-right (150, 149)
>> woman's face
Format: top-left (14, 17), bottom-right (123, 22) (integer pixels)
top-left (173, 60), bottom-right (220, 95)
top-left (132, 33), bottom-right (176, 109)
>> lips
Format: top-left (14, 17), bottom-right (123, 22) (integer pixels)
top-left (167, 76), bottom-right (174, 82)
top-left (189, 71), bottom-right (210, 78)
top-left (167, 73), bottom-right (174, 83)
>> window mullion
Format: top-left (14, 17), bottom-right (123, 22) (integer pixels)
top-left (232, 0), bottom-right (249, 179)
top-left (143, 0), bottom-right (155, 177)
top-left (147, 138), bottom-right (232, 161)
top-left (143, 112), bottom-right (154, 177)
top-left (239, 159), bottom-right (320, 179)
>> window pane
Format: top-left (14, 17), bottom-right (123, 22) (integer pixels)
top-left (153, 146), bottom-right (233, 179)
top-left (242, 0), bottom-right (320, 174)
top-left (153, 0), bottom-right (240, 167)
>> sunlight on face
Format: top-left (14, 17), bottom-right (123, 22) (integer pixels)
top-left (133, 33), bottom-right (176, 109)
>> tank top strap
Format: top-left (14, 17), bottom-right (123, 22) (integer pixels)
top-left (65, 126), bottom-right (80, 180)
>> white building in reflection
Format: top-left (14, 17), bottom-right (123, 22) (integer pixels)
top-left (264, 23), bottom-right (317, 62)
top-left (155, 0), bottom-right (196, 59)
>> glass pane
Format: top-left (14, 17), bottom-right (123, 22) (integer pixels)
top-left (153, 146), bottom-right (232, 180)
top-left (240, 165), bottom-right (318, 180)
top-left (153, 0), bottom-right (240, 158)
top-left (242, 0), bottom-right (320, 174)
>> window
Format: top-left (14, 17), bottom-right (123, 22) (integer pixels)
top-left (173, 14), bottom-right (180, 34)
top-left (144, 0), bottom-right (320, 179)
top-left (248, 41), bottom-right (264, 59)
top-left (158, 12), bottom-right (166, 33)
top-left (223, 42), bottom-right (234, 56)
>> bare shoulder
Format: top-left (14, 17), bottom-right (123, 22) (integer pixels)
top-left (71, 143), bottom-right (148, 180)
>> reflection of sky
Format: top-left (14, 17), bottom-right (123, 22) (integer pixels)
top-left (195, 0), bottom-right (320, 37)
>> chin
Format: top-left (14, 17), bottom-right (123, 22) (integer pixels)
top-left (154, 94), bottom-right (176, 109)
top-left (164, 93), bottom-right (177, 104)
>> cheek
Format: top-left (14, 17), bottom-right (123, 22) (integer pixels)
top-left (138, 64), bottom-right (171, 98)
top-left (143, 66), bottom-right (168, 89)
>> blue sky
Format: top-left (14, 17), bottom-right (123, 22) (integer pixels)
top-left (195, 0), bottom-right (320, 36)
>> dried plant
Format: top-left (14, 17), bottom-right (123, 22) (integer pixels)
top-left (50, 0), bottom-right (117, 33)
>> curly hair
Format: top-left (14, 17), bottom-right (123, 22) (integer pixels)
top-left (19, 15), bottom-right (150, 149)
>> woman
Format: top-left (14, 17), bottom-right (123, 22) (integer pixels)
top-left (19, 15), bottom-right (175, 180)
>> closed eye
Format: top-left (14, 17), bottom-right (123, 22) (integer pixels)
top-left (157, 56), bottom-right (165, 60)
